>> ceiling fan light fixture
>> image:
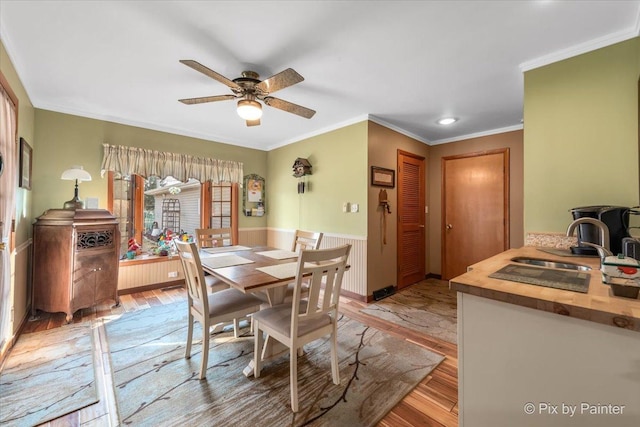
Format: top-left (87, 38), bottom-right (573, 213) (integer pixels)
top-left (237, 99), bottom-right (263, 120)
top-left (437, 117), bottom-right (458, 125)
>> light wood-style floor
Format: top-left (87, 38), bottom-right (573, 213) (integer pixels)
top-left (19, 282), bottom-right (458, 427)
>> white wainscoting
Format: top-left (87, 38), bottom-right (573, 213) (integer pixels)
top-left (266, 228), bottom-right (367, 298)
top-left (117, 259), bottom-right (184, 291)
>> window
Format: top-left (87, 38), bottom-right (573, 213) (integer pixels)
top-left (108, 173), bottom-right (238, 257)
top-left (210, 183), bottom-right (232, 228)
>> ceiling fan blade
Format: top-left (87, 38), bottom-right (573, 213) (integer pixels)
top-left (246, 119), bottom-right (261, 127)
top-left (256, 68), bottom-right (304, 94)
top-left (179, 94), bottom-right (236, 105)
top-left (180, 60), bottom-right (241, 90)
top-left (264, 96), bottom-right (316, 119)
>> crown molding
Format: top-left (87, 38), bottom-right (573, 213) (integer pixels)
top-left (0, 27), bottom-right (34, 104)
top-left (367, 115), bottom-right (431, 144)
top-left (520, 25), bottom-right (640, 72)
top-left (429, 124), bottom-right (524, 146)
top-left (265, 114), bottom-right (370, 151)
top-left (33, 101), bottom-right (269, 150)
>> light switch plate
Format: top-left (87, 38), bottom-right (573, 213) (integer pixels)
top-left (86, 197), bottom-right (99, 209)
top-left (350, 203), bottom-right (359, 213)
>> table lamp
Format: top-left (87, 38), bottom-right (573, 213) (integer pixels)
top-left (61, 165), bottom-right (92, 209)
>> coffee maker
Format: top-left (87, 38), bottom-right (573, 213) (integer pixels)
top-left (569, 205), bottom-right (630, 256)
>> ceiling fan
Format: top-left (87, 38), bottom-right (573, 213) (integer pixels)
top-left (178, 60), bottom-right (316, 127)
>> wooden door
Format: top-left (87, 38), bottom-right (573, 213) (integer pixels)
top-left (442, 149), bottom-right (509, 280)
top-left (397, 150), bottom-right (426, 288)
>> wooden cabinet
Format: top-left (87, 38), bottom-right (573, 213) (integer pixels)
top-left (32, 209), bottom-right (120, 322)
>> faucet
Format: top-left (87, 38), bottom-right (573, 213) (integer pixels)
top-left (579, 241), bottom-right (613, 261)
top-left (566, 218), bottom-right (613, 263)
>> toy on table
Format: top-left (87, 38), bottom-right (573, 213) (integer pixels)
top-left (178, 230), bottom-right (193, 242)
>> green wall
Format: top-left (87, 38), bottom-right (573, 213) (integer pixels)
top-left (266, 122), bottom-right (368, 236)
top-left (524, 37), bottom-right (640, 234)
top-left (32, 110), bottom-right (267, 228)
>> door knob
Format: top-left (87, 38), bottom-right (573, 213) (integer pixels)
top-left (446, 224), bottom-right (453, 230)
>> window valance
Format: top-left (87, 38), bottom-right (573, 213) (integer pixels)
top-left (100, 143), bottom-right (244, 185)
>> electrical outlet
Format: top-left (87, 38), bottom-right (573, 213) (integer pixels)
top-left (168, 271), bottom-right (178, 278)
top-left (350, 203), bottom-right (359, 213)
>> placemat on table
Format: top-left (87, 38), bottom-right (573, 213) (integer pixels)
top-left (256, 262), bottom-right (298, 279)
top-left (202, 245), bottom-right (251, 254)
top-left (200, 254), bottom-right (254, 269)
top-left (256, 249), bottom-right (299, 260)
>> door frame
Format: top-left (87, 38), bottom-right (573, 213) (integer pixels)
top-left (0, 70), bottom-right (19, 364)
top-left (441, 148), bottom-right (510, 279)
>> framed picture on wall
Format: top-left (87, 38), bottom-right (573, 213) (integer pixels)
top-left (19, 137), bottom-right (32, 190)
top-left (371, 166), bottom-right (395, 188)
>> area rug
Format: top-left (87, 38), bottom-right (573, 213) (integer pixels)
top-left (360, 279), bottom-right (458, 344)
top-left (104, 302), bottom-right (444, 426)
top-left (0, 323), bottom-right (99, 426)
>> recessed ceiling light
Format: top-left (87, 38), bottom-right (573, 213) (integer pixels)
top-left (437, 117), bottom-right (458, 125)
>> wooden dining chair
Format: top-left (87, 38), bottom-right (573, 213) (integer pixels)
top-left (195, 227), bottom-right (252, 336)
top-left (285, 230), bottom-right (324, 301)
top-left (291, 229), bottom-right (323, 252)
top-left (253, 244), bottom-right (351, 412)
top-left (175, 240), bottom-right (262, 380)
top-left (195, 227), bottom-right (235, 249)
top-left (194, 227), bottom-right (235, 293)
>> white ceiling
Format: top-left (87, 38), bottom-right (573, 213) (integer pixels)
top-left (1, 1), bottom-right (639, 151)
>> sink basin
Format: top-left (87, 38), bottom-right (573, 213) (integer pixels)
top-left (510, 257), bottom-right (591, 271)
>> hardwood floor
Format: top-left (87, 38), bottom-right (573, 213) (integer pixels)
top-left (341, 291), bottom-right (459, 427)
top-left (18, 282), bottom-right (458, 427)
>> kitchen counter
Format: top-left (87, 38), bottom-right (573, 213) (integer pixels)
top-left (451, 246), bottom-right (640, 427)
top-left (450, 246), bottom-right (639, 332)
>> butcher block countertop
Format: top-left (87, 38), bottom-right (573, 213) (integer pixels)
top-left (449, 246), bottom-right (640, 332)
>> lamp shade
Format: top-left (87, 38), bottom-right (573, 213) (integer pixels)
top-left (237, 99), bottom-right (263, 121)
top-left (61, 165), bottom-right (92, 181)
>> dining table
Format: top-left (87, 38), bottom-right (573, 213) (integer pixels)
top-left (199, 245), bottom-right (304, 377)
